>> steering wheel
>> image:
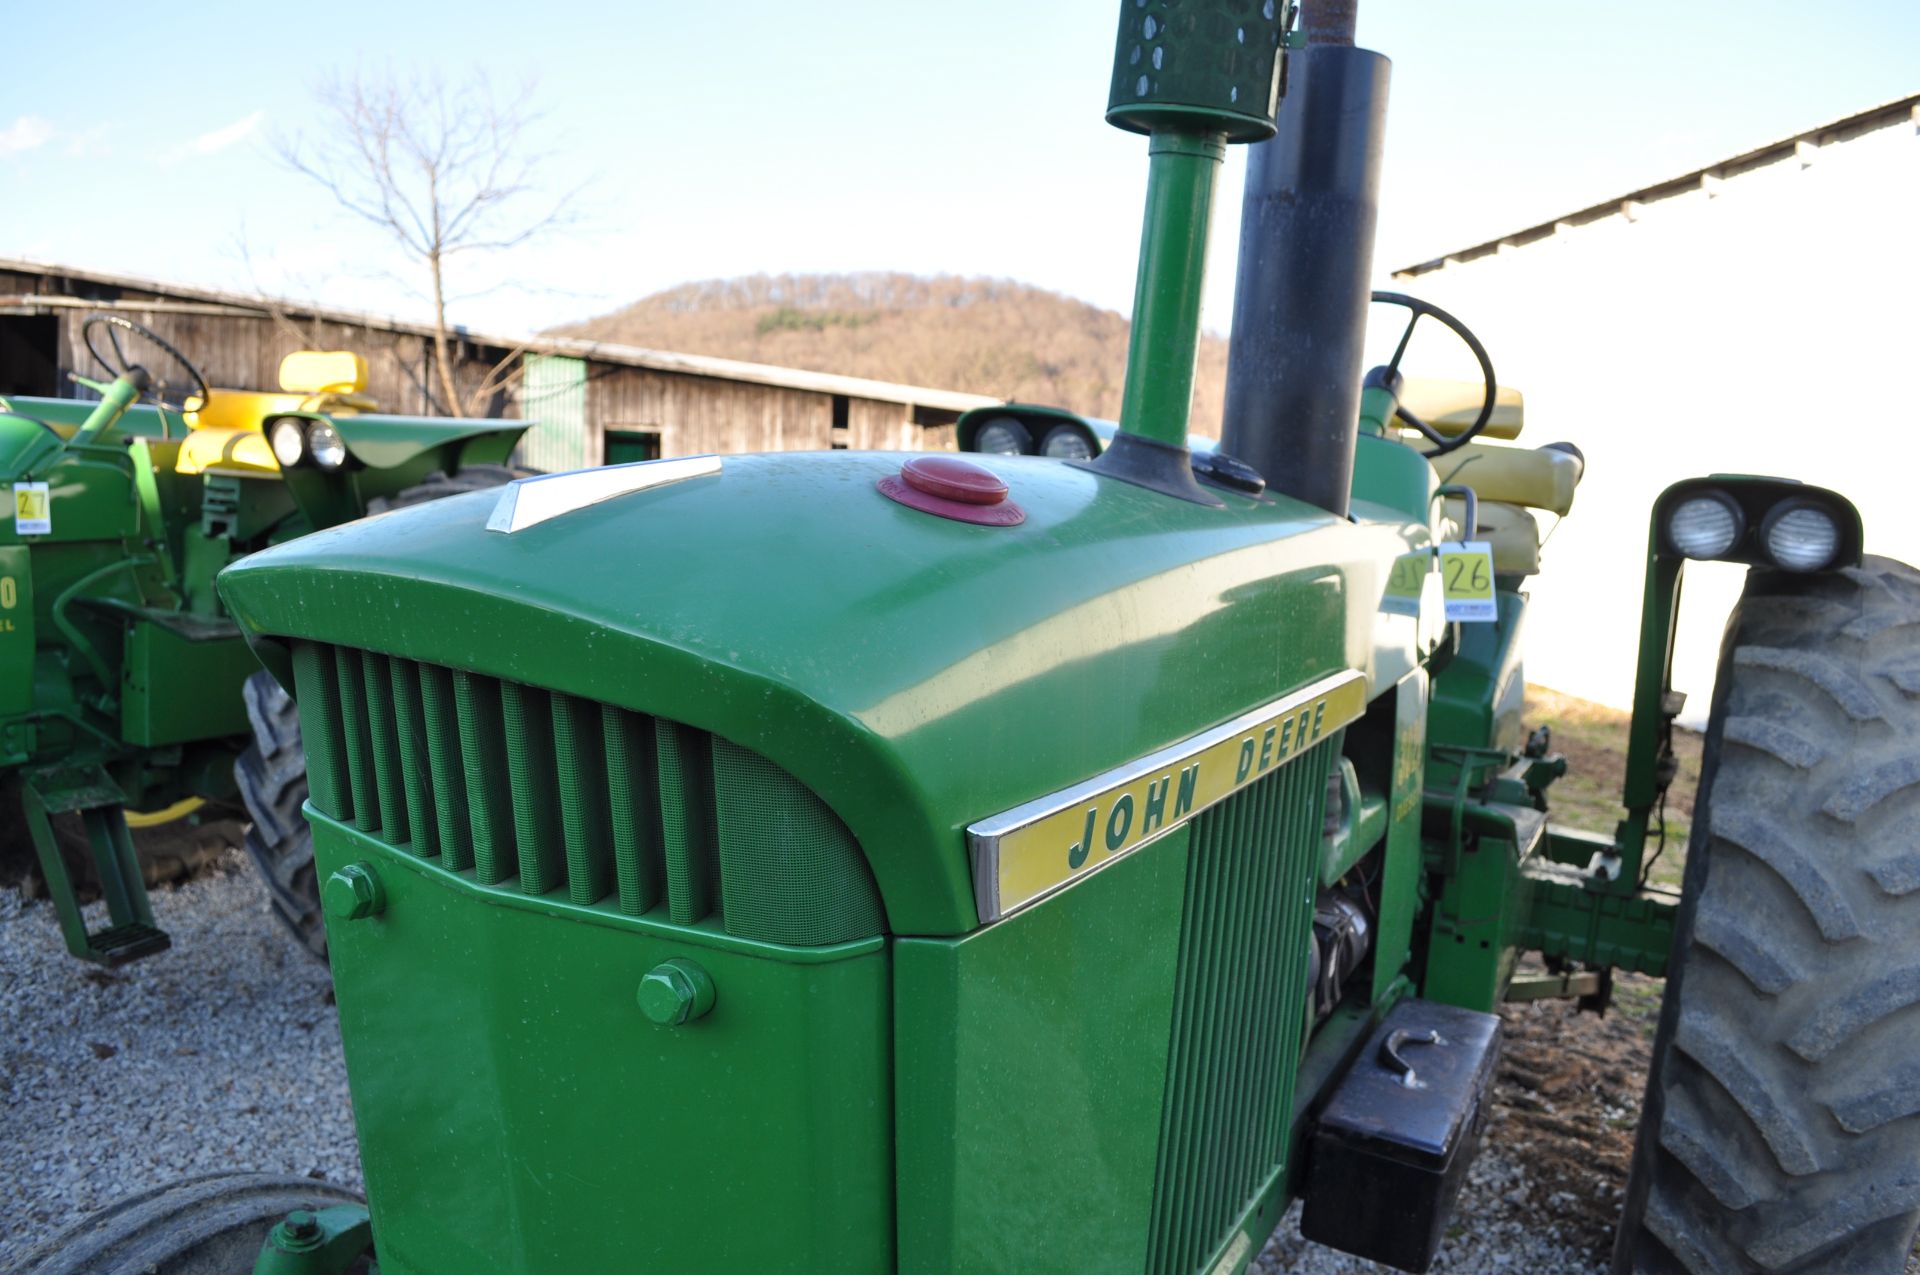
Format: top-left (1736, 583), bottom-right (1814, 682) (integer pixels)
top-left (1367, 291), bottom-right (1496, 459)
top-left (81, 314), bottom-right (211, 414)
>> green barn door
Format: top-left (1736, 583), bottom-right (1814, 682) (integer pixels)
top-left (518, 354), bottom-right (590, 473)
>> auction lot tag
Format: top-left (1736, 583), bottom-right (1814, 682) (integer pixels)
top-left (1439, 540), bottom-right (1496, 622)
top-left (12, 483), bottom-right (50, 535)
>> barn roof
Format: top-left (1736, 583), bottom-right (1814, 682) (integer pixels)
top-left (1393, 92), bottom-right (1920, 280)
top-left (0, 256), bottom-right (999, 414)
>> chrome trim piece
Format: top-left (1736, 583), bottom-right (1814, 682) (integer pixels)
top-left (966, 668), bottom-right (1367, 923)
top-left (485, 456), bottom-right (722, 533)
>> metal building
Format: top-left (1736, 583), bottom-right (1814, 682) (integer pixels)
top-left (0, 260), bottom-right (994, 473)
top-left (1389, 95), bottom-right (1920, 714)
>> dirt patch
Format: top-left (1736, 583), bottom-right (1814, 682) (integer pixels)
top-left (0, 807), bottom-right (246, 900)
top-left (1490, 968), bottom-right (1663, 1262)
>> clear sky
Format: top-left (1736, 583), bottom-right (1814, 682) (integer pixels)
top-left (4, 0), bottom-right (1914, 339)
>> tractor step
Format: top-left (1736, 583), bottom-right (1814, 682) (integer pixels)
top-left (87, 922), bottom-right (173, 965)
top-left (14, 765), bottom-right (174, 966)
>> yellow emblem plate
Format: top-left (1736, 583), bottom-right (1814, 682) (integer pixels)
top-left (967, 669), bottom-right (1368, 922)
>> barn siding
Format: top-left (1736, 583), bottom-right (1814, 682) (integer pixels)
top-left (587, 366), bottom-right (834, 457)
top-left (1, 265), bottom-right (978, 460)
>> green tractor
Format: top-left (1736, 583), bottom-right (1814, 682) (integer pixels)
top-left (0, 316), bottom-right (530, 965)
top-left (24, 4), bottom-right (1918, 1274)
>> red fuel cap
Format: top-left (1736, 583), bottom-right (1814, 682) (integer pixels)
top-left (878, 456), bottom-right (1025, 526)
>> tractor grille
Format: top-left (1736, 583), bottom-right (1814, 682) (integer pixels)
top-left (1146, 738), bottom-right (1335, 1275)
top-left (287, 641), bottom-right (886, 946)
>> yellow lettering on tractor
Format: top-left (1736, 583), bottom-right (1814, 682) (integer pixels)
top-left (970, 669), bottom-right (1369, 921)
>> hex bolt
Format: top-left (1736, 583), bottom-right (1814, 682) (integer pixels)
top-left (636, 958), bottom-right (716, 1026)
top-left (275, 1210), bottom-right (322, 1251)
top-left (322, 862), bottom-right (386, 921)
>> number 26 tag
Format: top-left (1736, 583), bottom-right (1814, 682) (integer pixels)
top-left (1438, 541), bottom-right (1496, 623)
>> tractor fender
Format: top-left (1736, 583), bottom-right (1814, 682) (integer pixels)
top-left (271, 411), bottom-right (533, 470)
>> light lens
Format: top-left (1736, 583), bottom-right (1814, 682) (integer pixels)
top-left (308, 421), bottom-right (348, 471)
top-left (971, 418), bottom-right (1032, 455)
top-left (1762, 503), bottom-right (1840, 572)
top-left (268, 418), bottom-right (306, 467)
top-left (1667, 494), bottom-right (1742, 559)
top-left (1040, 426), bottom-right (1095, 460)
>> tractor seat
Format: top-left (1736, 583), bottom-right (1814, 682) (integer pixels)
top-left (1400, 377), bottom-right (1525, 441)
top-left (182, 350), bottom-right (378, 434)
top-left (1443, 497), bottom-right (1541, 576)
top-left (1432, 441), bottom-right (1584, 517)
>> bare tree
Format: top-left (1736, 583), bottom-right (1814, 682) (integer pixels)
top-left (275, 70), bottom-right (575, 416)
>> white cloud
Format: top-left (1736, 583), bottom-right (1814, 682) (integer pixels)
top-left (190, 109), bottom-right (265, 155)
top-left (0, 115), bottom-right (54, 158)
top-left (65, 123), bottom-right (113, 159)
top-left (163, 110), bottom-right (265, 164)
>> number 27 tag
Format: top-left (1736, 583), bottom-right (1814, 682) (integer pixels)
top-left (1438, 541), bottom-right (1496, 623)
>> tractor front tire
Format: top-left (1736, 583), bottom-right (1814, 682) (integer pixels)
top-left (236, 671), bottom-right (325, 962)
top-left (12, 1172), bottom-right (366, 1274)
top-left (1615, 556), bottom-right (1920, 1273)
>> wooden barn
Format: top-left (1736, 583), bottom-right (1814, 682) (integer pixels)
top-left (0, 259), bottom-right (995, 469)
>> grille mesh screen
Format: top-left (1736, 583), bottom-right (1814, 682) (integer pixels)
top-left (290, 640), bottom-right (885, 947)
top-left (1146, 737), bottom-right (1334, 1275)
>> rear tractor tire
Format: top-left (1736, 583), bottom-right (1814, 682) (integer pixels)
top-left (1614, 556), bottom-right (1920, 1273)
top-left (237, 464), bottom-right (521, 963)
top-left (12, 1172), bottom-right (367, 1274)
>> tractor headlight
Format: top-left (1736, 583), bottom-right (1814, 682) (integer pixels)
top-left (1039, 425), bottom-right (1095, 460)
top-left (308, 421), bottom-right (348, 471)
top-left (268, 418), bottom-right (307, 468)
top-left (971, 417), bottom-right (1032, 455)
top-left (1666, 492), bottom-right (1744, 560)
top-left (1761, 500), bottom-right (1841, 572)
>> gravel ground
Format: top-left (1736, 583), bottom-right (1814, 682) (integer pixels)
top-left (0, 850), bottom-right (359, 1268)
top-left (3, 856), bottom-right (1914, 1273)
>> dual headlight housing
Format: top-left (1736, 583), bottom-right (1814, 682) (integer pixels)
top-left (957, 405), bottom-right (1105, 461)
top-left (267, 416), bottom-right (349, 472)
top-left (1657, 478), bottom-right (1861, 574)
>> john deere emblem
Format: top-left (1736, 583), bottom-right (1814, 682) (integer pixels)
top-left (968, 669), bottom-right (1367, 922)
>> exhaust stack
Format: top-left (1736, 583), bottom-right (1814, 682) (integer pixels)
top-left (1095, 2), bottom-right (1292, 505)
top-left (1219, 40), bottom-right (1390, 517)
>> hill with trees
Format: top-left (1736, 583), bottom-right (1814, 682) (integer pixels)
top-left (553, 272), bottom-right (1230, 434)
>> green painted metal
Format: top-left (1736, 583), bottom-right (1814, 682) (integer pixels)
top-left (1146, 740), bottom-right (1333, 1275)
top-left (289, 638), bottom-right (890, 950)
top-left (0, 370), bottom-right (533, 962)
top-left (1611, 514), bottom-right (1686, 895)
top-left (1428, 586), bottom-right (1528, 755)
top-left (117, 617), bottom-right (254, 746)
top-left (178, 5), bottom-right (1787, 1271)
top-left (312, 810), bottom-right (893, 1275)
top-left (1519, 864), bottom-right (1676, 977)
top-left (0, 546), bottom-right (35, 718)
top-left (516, 354), bottom-right (590, 472)
top-left (1371, 670), bottom-right (1427, 1004)
top-left (1114, 129), bottom-right (1228, 450)
top-left (19, 762), bottom-right (169, 963)
top-left (1418, 790), bottom-right (1542, 1012)
top-left (220, 452), bottom-right (1424, 937)
top-left (251, 1205), bottom-right (373, 1275)
top-left (894, 827), bottom-right (1190, 1275)
top-left (1349, 432), bottom-right (1437, 524)
top-left (1105, 1), bottom-right (1290, 143)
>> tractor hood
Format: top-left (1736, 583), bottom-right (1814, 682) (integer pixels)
top-left (218, 451), bottom-right (1423, 934)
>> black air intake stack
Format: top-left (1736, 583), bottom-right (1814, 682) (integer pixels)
top-left (1220, 29), bottom-right (1390, 518)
